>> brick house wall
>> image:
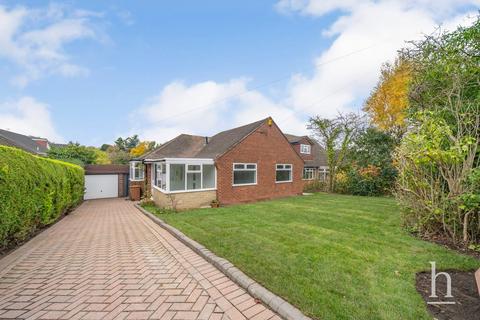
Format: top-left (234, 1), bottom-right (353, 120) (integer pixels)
top-left (216, 121), bottom-right (304, 205)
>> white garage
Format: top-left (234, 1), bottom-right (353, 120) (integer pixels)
top-left (84, 165), bottom-right (129, 200)
top-left (84, 175), bottom-right (118, 200)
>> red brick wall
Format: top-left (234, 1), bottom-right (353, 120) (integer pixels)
top-left (216, 121), bottom-right (304, 205)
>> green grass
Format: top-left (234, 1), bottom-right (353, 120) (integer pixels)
top-left (143, 193), bottom-right (479, 320)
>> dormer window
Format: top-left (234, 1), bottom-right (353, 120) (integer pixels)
top-left (300, 144), bottom-right (311, 154)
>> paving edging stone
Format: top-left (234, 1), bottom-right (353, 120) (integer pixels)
top-left (475, 268), bottom-right (480, 297)
top-left (134, 204), bottom-right (312, 320)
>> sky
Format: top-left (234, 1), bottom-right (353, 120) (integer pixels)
top-left (0, 0), bottom-right (478, 146)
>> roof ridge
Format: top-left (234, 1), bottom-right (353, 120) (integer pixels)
top-left (209, 117), bottom-right (269, 138)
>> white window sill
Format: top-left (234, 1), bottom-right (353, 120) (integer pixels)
top-left (152, 184), bottom-right (216, 194)
top-left (129, 178), bottom-right (144, 182)
top-left (275, 180), bottom-right (293, 184)
top-left (232, 183), bottom-right (257, 187)
top-left (302, 178), bottom-right (315, 181)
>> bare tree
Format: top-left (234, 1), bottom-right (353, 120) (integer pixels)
top-left (308, 112), bottom-right (365, 192)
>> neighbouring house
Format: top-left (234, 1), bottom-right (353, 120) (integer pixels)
top-left (284, 134), bottom-right (329, 181)
top-left (129, 117), bottom-right (328, 209)
top-left (0, 129), bottom-right (64, 156)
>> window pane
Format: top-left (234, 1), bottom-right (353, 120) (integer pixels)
top-left (202, 165), bottom-right (215, 189)
top-left (246, 164), bottom-right (256, 169)
top-left (234, 164), bottom-right (244, 169)
top-left (233, 171), bottom-right (256, 185)
top-left (285, 164), bottom-right (292, 169)
top-left (276, 170), bottom-right (291, 182)
top-left (188, 165), bottom-right (201, 171)
top-left (187, 172), bottom-right (202, 190)
top-left (170, 164), bottom-right (185, 191)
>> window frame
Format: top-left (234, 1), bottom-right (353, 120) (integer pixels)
top-left (300, 144), bottom-right (311, 154)
top-left (151, 160), bottom-right (217, 194)
top-left (232, 163), bottom-right (257, 186)
top-left (129, 161), bottom-right (144, 181)
top-left (303, 167), bottom-right (316, 180)
top-left (275, 164), bottom-right (293, 183)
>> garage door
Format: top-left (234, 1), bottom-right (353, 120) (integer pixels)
top-left (84, 175), bottom-right (118, 200)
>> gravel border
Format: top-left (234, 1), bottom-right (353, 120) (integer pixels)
top-left (135, 204), bottom-right (312, 320)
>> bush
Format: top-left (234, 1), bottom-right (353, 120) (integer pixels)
top-left (0, 146), bottom-right (84, 251)
top-left (335, 165), bottom-right (396, 196)
top-left (303, 180), bottom-right (327, 193)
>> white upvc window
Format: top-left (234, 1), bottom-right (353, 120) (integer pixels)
top-left (300, 144), bottom-right (311, 154)
top-left (151, 159), bottom-right (216, 194)
top-left (303, 168), bottom-right (315, 180)
top-left (153, 162), bottom-right (167, 190)
top-left (276, 164), bottom-right (292, 183)
top-left (233, 163), bottom-right (257, 186)
top-left (319, 166), bottom-right (329, 182)
top-left (130, 161), bottom-right (144, 181)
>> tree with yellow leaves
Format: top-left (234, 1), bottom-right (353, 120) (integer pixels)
top-left (364, 58), bottom-right (411, 139)
top-left (129, 141), bottom-right (157, 157)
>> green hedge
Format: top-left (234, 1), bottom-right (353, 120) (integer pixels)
top-left (0, 146), bottom-right (84, 251)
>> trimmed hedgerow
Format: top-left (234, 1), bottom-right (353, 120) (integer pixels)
top-left (0, 146), bottom-right (84, 252)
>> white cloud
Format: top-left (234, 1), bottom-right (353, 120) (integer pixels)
top-left (0, 4), bottom-right (102, 87)
top-left (130, 1), bottom-right (478, 143)
top-left (0, 97), bottom-right (64, 142)
top-left (131, 79), bottom-right (308, 143)
top-left (278, 0), bottom-right (478, 117)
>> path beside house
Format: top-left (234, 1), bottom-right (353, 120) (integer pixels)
top-left (0, 199), bottom-right (280, 320)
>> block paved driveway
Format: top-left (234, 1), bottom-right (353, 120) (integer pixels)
top-left (0, 199), bottom-right (281, 320)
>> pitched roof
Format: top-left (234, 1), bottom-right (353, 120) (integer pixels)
top-left (142, 118), bottom-right (267, 160)
top-left (195, 118), bottom-right (267, 158)
top-left (0, 129), bottom-right (49, 155)
top-left (142, 134), bottom-right (207, 160)
top-left (285, 133), bottom-right (328, 167)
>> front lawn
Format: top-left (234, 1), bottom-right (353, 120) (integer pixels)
top-left (144, 193), bottom-right (479, 320)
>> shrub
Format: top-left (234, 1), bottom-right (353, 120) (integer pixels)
top-left (0, 146), bottom-right (84, 251)
top-left (335, 165), bottom-right (396, 196)
top-left (303, 180), bottom-right (327, 193)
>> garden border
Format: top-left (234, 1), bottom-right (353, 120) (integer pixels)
top-left (134, 203), bottom-right (311, 320)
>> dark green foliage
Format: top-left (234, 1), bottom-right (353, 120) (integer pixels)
top-left (337, 127), bottom-right (398, 196)
top-left (0, 146), bottom-right (84, 251)
top-left (100, 144), bottom-right (112, 151)
top-left (47, 142), bottom-right (97, 166)
top-left (403, 17), bottom-right (480, 128)
top-left (114, 135), bottom-right (140, 151)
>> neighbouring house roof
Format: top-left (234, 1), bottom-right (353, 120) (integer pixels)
top-left (284, 133), bottom-right (315, 145)
top-left (140, 118), bottom-right (267, 161)
top-left (0, 129), bottom-right (50, 155)
top-left (84, 164), bottom-right (129, 175)
top-left (285, 133), bottom-right (328, 168)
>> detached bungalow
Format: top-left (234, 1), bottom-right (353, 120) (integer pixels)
top-left (130, 117), bottom-right (328, 209)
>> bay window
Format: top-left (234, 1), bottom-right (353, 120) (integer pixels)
top-left (233, 163), bottom-right (257, 186)
top-left (276, 164), bottom-right (292, 182)
top-left (151, 160), bottom-right (216, 193)
top-left (130, 161), bottom-right (144, 181)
